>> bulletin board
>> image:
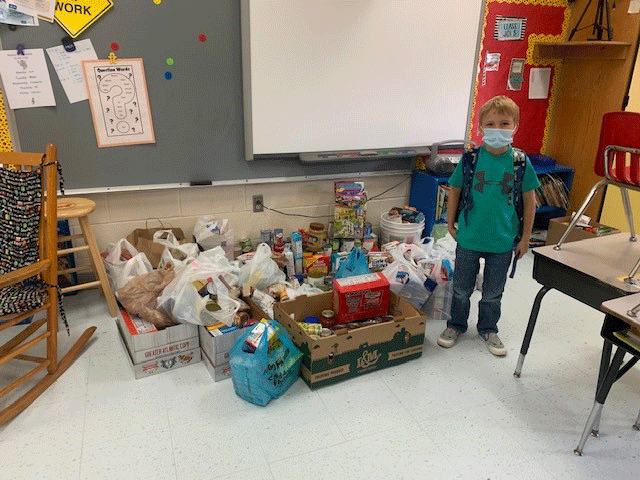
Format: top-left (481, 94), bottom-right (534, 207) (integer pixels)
top-left (470, 0), bottom-right (570, 155)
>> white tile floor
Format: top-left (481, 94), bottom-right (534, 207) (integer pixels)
top-left (1, 251), bottom-right (640, 480)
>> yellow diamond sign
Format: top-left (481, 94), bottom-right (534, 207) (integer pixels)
top-left (55, 0), bottom-right (113, 38)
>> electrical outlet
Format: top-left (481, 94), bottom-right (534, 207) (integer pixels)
top-left (252, 194), bottom-right (264, 212)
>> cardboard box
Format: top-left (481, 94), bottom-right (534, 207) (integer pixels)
top-left (198, 298), bottom-right (268, 367)
top-left (201, 349), bottom-right (232, 382)
top-left (333, 272), bottom-right (390, 324)
top-left (117, 308), bottom-right (199, 363)
top-left (117, 324), bottom-right (201, 379)
top-left (545, 216), bottom-right (620, 246)
top-left (199, 323), bottom-right (250, 366)
top-left (275, 291), bottom-right (425, 389)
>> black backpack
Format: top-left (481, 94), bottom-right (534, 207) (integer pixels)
top-left (455, 147), bottom-right (527, 243)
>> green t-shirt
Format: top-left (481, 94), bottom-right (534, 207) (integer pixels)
top-left (449, 146), bottom-right (540, 253)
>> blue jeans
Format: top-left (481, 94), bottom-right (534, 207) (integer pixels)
top-left (448, 245), bottom-right (513, 335)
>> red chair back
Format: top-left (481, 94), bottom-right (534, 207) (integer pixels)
top-left (594, 111), bottom-right (640, 186)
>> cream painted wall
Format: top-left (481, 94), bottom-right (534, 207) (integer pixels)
top-left (65, 174), bottom-right (410, 267)
top-left (600, 44), bottom-right (640, 230)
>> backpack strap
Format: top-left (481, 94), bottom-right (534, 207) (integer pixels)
top-left (512, 148), bottom-right (527, 243)
top-left (455, 147), bottom-right (480, 226)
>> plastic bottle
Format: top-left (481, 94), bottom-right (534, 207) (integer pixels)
top-left (283, 244), bottom-right (295, 281)
top-left (291, 231), bottom-right (304, 275)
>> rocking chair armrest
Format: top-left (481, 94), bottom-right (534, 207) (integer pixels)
top-left (0, 260), bottom-right (52, 289)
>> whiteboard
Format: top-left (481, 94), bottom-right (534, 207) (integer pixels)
top-left (244, 0), bottom-right (485, 158)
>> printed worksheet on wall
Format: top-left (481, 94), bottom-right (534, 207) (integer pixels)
top-left (81, 57), bottom-right (155, 148)
top-left (46, 38), bottom-right (97, 104)
top-left (0, 48), bottom-right (56, 109)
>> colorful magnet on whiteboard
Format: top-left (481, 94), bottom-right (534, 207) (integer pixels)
top-left (62, 36), bottom-right (76, 52)
top-left (16, 44), bottom-right (25, 55)
top-left (153, 0), bottom-right (161, 4)
top-left (198, 34), bottom-right (207, 42)
top-left (165, 71), bottom-right (172, 80)
top-left (111, 42), bottom-right (119, 51)
top-left (166, 58), bottom-right (174, 66)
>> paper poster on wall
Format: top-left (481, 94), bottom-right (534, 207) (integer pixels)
top-left (507, 58), bottom-right (525, 91)
top-left (82, 58), bottom-right (155, 147)
top-left (0, 1), bottom-right (39, 25)
top-left (6, 0), bottom-right (55, 22)
top-left (529, 67), bottom-right (551, 99)
top-left (482, 53), bottom-right (500, 86)
top-left (494, 17), bottom-right (526, 40)
top-left (46, 38), bottom-right (97, 103)
top-left (0, 48), bottom-right (56, 109)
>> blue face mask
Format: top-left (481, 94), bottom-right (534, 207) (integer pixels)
top-left (482, 128), bottom-right (514, 149)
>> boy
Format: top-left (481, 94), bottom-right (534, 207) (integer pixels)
top-left (437, 95), bottom-right (540, 356)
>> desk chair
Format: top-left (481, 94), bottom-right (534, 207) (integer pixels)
top-left (0, 145), bottom-right (95, 425)
top-left (57, 197), bottom-right (118, 318)
top-left (554, 111), bottom-right (640, 285)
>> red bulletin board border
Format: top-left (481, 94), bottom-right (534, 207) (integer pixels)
top-left (469, 0), bottom-right (570, 155)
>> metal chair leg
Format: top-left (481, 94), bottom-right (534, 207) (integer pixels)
top-left (625, 256), bottom-right (640, 285)
top-left (575, 401), bottom-right (603, 455)
top-left (555, 179), bottom-right (608, 250)
top-left (620, 187), bottom-right (637, 242)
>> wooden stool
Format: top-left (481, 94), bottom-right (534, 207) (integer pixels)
top-left (57, 197), bottom-right (118, 318)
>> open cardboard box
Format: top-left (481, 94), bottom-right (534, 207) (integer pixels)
top-left (117, 308), bottom-right (199, 364)
top-left (199, 296), bottom-right (270, 380)
top-left (116, 320), bottom-right (201, 379)
top-left (274, 291), bottom-right (425, 389)
top-left (545, 215), bottom-right (620, 246)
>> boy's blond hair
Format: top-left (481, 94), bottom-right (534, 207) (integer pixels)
top-left (478, 95), bottom-right (519, 125)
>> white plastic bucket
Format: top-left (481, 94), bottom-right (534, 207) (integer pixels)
top-left (380, 213), bottom-right (425, 244)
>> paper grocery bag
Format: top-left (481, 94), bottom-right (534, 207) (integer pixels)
top-left (126, 219), bottom-right (186, 268)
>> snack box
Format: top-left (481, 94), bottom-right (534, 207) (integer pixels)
top-left (275, 291), bottom-right (425, 389)
top-left (333, 272), bottom-right (390, 324)
top-left (117, 308), bottom-right (199, 364)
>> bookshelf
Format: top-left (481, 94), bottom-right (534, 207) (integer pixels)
top-left (409, 163), bottom-right (574, 237)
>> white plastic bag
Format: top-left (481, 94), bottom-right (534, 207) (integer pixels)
top-left (153, 230), bottom-right (199, 271)
top-left (238, 243), bottom-right (285, 290)
top-left (157, 259), bottom-right (240, 326)
top-left (381, 254), bottom-right (430, 310)
top-left (193, 216), bottom-right (235, 259)
top-left (104, 238), bottom-right (153, 293)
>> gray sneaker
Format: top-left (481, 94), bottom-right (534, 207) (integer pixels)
top-left (482, 333), bottom-right (507, 356)
top-left (437, 327), bottom-right (461, 348)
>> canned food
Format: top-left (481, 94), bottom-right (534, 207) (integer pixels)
top-left (240, 237), bottom-right (252, 253)
top-left (321, 309), bottom-right (337, 329)
top-left (260, 229), bottom-right (272, 245)
top-left (298, 322), bottom-right (322, 335)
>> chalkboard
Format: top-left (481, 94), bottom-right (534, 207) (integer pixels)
top-left (0, 1), bottom-right (464, 190)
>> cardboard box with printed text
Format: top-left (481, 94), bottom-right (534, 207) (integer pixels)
top-left (275, 291), bottom-right (425, 389)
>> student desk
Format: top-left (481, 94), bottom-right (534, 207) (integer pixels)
top-left (514, 233), bottom-right (640, 378)
top-left (574, 293), bottom-right (640, 455)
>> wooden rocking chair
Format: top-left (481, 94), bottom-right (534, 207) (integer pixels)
top-left (0, 145), bottom-right (95, 425)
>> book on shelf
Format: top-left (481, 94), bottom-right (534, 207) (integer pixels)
top-left (534, 174), bottom-right (569, 209)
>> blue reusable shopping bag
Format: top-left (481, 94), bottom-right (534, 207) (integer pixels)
top-left (335, 247), bottom-right (370, 279)
top-left (229, 320), bottom-right (302, 406)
